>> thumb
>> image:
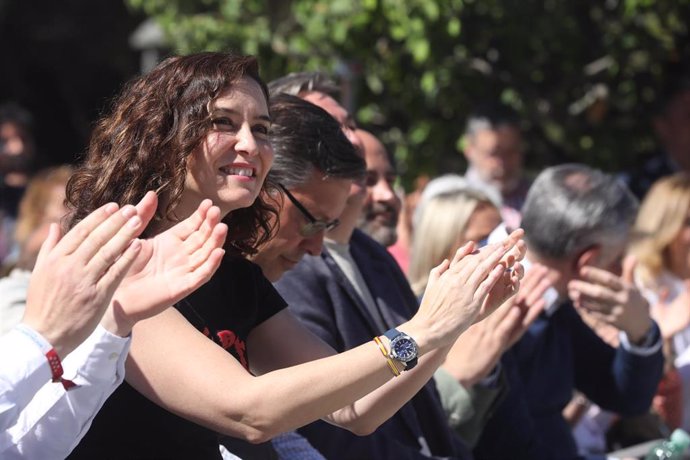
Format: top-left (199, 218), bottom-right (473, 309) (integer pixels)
top-left (621, 255), bottom-right (637, 285)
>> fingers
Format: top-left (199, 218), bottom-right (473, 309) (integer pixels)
top-left (184, 205), bottom-right (222, 253)
top-left (474, 264), bottom-right (508, 306)
top-left (450, 241), bottom-right (475, 266)
top-left (504, 229), bottom-right (525, 250)
top-left (188, 222), bottom-right (228, 270)
top-left (521, 277), bottom-right (553, 307)
top-left (428, 259), bottom-right (450, 284)
top-left (486, 295), bottom-right (519, 325)
top-left (464, 242), bottom-right (512, 288)
top-left (171, 199), bottom-right (213, 240)
top-left (56, 202), bottom-right (120, 255)
top-left (188, 247), bottom-right (225, 290)
top-left (512, 262), bottom-right (525, 282)
top-left (499, 240), bottom-right (527, 269)
top-left (34, 223), bottom-right (62, 270)
top-left (621, 255), bottom-right (637, 285)
top-left (81, 206), bottom-right (144, 276)
top-left (516, 265), bottom-right (551, 304)
top-left (96, 239), bottom-right (143, 298)
top-left (568, 281), bottom-right (623, 314)
top-left (134, 191), bottom-right (158, 229)
top-left (579, 266), bottom-right (624, 291)
top-left (494, 305), bottom-right (523, 341)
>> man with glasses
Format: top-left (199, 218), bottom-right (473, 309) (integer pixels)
top-left (248, 94), bottom-right (363, 284)
top-left (270, 100), bottom-right (472, 460)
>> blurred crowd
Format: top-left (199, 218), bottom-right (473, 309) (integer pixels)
top-left (0, 53), bottom-right (689, 460)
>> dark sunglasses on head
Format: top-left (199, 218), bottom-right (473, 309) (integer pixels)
top-left (278, 183), bottom-right (340, 237)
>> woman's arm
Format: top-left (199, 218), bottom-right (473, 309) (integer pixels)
top-left (126, 232), bottom-right (524, 443)
top-left (248, 308), bottom-right (453, 435)
top-left (126, 307), bottom-right (405, 443)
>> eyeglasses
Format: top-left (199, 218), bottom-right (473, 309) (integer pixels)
top-left (278, 183), bottom-right (340, 237)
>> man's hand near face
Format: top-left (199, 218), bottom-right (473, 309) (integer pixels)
top-left (567, 256), bottom-right (653, 344)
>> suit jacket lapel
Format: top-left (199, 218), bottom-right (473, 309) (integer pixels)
top-left (321, 248), bottom-right (388, 335)
top-left (348, 233), bottom-right (435, 448)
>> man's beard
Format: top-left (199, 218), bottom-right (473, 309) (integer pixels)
top-left (357, 203), bottom-right (399, 247)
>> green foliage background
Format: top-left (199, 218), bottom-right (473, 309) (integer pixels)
top-left (127, 0), bottom-right (689, 188)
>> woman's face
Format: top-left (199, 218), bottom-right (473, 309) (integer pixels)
top-left (667, 205), bottom-right (690, 278)
top-left (461, 202), bottom-right (502, 246)
top-left (183, 77), bottom-right (272, 217)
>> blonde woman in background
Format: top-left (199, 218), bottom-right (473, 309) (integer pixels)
top-left (409, 176), bottom-right (502, 298)
top-left (408, 175), bottom-right (551, 446)
top-left (629, 172), bottom-right (690, 430)
top-left (0, 165), bottom-right (72, 335)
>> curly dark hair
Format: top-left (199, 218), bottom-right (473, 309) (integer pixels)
top-left (66, 52), bottom-right (277, 256)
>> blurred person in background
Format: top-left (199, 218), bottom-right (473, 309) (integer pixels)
top-left (409, 174), bottom-right (552, 447)
top-left (409, 176), bottom-right (502, 299)
top-left (0, 103), bottom-right (37, 266)
top-left (624, 69), bottom-right (690, 199)
top-left (474, 164), bottom-right (664, 460)
top-left (629, 172), bottom-right (690, 432)
top-left (462, 103), bottom-right (531, 231)
top-left (0, 165), bottom-right (73, 335)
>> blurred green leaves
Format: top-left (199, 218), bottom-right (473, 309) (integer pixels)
top-left (127, 0), bottom-right (690, 188)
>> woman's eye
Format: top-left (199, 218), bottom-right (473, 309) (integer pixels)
top-left (211, 118), bottom-right (234, 129)
top-left (253, 124), bottom-right (269, 136)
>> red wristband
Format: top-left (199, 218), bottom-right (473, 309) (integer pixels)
top-left (45, 348), bottom-right (77, 390)
top-left (15, 324), bottom-right (78, 390)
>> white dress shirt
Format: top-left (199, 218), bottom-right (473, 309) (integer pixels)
top-left (0, 324), bottom-right (130, 459)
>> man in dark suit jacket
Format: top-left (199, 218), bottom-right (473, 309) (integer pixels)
top-left (474, 164), bottom-right (664, 460)
top-left (274, 128), bottom-right (470, 459)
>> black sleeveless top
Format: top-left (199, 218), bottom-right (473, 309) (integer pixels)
top-left (68, 256), bottom-right (286, 460)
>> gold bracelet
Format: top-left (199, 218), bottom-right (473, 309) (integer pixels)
top-left (373, 336), bottom-right (400, 377)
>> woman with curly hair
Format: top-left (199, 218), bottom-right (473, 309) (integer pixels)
top-left (67, 52), bottom-right (523, 459)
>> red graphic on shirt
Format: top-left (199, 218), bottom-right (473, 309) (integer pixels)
top-left (217, 330), bottom-right (236, 348)
top-left (216, 330), bottom-right (248, 370)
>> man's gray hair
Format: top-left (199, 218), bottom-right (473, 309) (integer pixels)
top-left (268, 71), bottom-right (340, 98)
top-left (521, 163), bottom-right (639, 260)
top-left (267, 94), bottom-right (364, 189)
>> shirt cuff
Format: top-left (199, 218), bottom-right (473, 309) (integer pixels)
top-left (618, 322), bottom-right (662, 357)
top-left (61, 325), bottom-right (131, 385)
top-left (0, 328), bottom-right (51, 383)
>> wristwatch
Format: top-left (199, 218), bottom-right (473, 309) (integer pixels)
top-left (383, 328), bottom-right (418, 371)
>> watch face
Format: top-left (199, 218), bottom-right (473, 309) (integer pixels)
top-left (392, 337), bottom-right (417, 362)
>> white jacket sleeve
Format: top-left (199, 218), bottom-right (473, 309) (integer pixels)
top-left (0, 329), bottom-right (52, 431)
top-left (0, 325), bottom-right (130, 459)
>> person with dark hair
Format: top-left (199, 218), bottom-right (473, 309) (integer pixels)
top-left (0, 103), bottom-right (35, 191)
top-left (462, 103), bottom-right (531, 231)
top-left (266, 73), bottom-right (526, 459)
top-left (273, 129), bottom-right (518, 460)
top-left (268, 71), bottom-right (363, 153)
top-left (473, 164), bottom-right (664, 460)
top-left (66, 52), bottom-right (525, 460)
top-left (0, 102), bottom-right (37, 266)
top-left (623, 69), bottom-right (690, 199)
